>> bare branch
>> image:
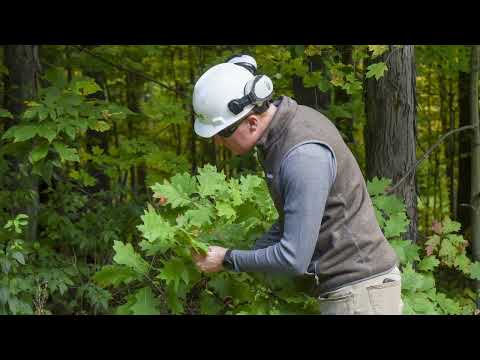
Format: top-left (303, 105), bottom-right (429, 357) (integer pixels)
top-left (387, 125), bottom-right (477, 194)
top-left (72, 45), bottom-right (185, 97)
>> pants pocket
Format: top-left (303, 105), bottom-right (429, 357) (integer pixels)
top-left (318, 291), bottom-right (354, 315)
top-left (366, 280), bottom-right (402, 315)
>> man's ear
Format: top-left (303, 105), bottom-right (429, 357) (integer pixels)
top-left (246, 114), bottom-right (259, 131)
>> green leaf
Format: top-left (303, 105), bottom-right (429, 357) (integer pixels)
top-left (112, 241), bottom-right (149, 275)
top-left (151, 172), bottom-right (197, 208)
top-left (239, 174), bottom-right (263, 200)
top-left (368, 45), bottom-right (389, 58)
top-left (0, 287), bottom-right (9, 305)
top-left (417, 256), bottom-right (440, 272)
top-left (367, 177), bottom-right (391, 196)
top-left (438, 239), bottom-right (458, 263)
top-left (0, 108), bottom-right (13, 119)
top-left (37, 123), bottom-right (58, 143)
top-left (197, 164), bottom-right (228, 197)
top-left (130, 287), bottom-right (161, 315)
top-left (53, 142), bottom-right (80, 162)
top-left (30, 144), bottom-right (49, 163)
top-left (11, 252), bottom-right (25, 265)
top-left (442, 218), bottom-right (461, 234)
top-left (408, 293), bottom-right (438, 314)
top-left (73, 79), bottom-right (102, 96)
top-left (184, 205), bottom-right (215, 228)
top-left (373, 195), bottom-right (405, 216)
top-left (157, 257), bottom-right (190, 292)
top-left (11, 125), bottom-right (37, 142)
top-left (390, 239), bottom-right (420, 264)
top-left (216, 201), bottom-right (236, 220)
top-left (366, 62), bottom-right (388, 80)
top-left (383, 212), bottom-right (409, 238)
top-left (136, 207), bottom-right (176, 252)
top-left (435, 292), bottom-right (462, 315)
top-left (93, 265), bottom-right (138, 287)
top-left (402, 263), bottom-right (433, 292)
top-left (469, 262), bottom-right (480, 280)
top-left (454, 254), bottom-right (472, 274)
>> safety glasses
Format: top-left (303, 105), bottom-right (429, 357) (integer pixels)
top-left (217, 119), bottom-right (243, 138)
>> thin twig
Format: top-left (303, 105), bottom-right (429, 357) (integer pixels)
top-left (72, 45), bottom-right (184, 96)
top-left (387, 125), bottom-right (477, 194)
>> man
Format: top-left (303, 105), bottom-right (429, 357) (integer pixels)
top-left (191, 55), bottom-right (403, 315)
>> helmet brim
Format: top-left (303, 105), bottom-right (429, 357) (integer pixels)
top-left (194, 106), bottom-right (254, 138)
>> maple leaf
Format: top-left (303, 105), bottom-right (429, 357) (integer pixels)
top-left (239, 174), bottom-right (263, 200)
top-left (183, 205), bottom-right (215, 228)
top-left (157, 257), bottom-right (190, 292)
top-left (367, 177), bottom-right (391, 196)
top-left (216, 201), bottom-right (236, 220)
top-left (417, 256), bottom-right (440, 272)
top-left (151, 172), bottom-right (197, 208)
top-left (196, 164), bottom-right (228, 198)
top-left (366, 62), bottom-right (388, 81)
top-left (442, 217), bottom-right (461, 234)
top-left (112, 241), bottom-right (149, 275)
top-left (383, 212), bottom-right (409, 238)
top-left (136, 206), bottom-right (176, 252)
top-left (390, 239), bottom-right (420, 264)
top-left (454, 254), bottom-right (472, 274)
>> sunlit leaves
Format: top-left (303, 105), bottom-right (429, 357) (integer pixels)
top-left (368, 45), bottom-right (389, 58)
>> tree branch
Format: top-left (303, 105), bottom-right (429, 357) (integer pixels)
top-left (386, 125), bottom-right (477, 194)
top-left (72, 45), bottom-right (185, 97)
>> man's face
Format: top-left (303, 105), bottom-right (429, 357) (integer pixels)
top-left (213, 117), bottom-right (259, 156)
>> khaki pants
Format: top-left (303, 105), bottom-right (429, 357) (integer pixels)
top-left (318, 266), bottom-right (403, 315)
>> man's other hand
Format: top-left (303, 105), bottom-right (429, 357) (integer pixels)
top-left (193, 246), bottom-right (228, 273)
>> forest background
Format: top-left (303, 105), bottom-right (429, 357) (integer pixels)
top-left (1, 44), bottom-right (480, 315)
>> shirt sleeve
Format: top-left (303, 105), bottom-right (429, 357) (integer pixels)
top-left (230, 143), bottom-right (336, 275)
top-left (252, 220), bottom-right (283, 250)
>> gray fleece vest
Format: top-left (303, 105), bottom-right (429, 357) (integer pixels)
top-left (256, 96), bottom-right (398, 294)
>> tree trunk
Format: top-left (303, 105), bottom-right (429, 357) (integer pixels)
top-left (458, 70), bottom-right (472, 232)
top-left (469, 45), bottom-right (480, 308)
top-left (4, 45), bottom-right (41, 242)
top-left (364, 45), bottom-right (418, 243)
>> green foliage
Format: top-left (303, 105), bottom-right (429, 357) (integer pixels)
top-left (368, 177), bottom-right (479, 315)
top-left (96, 165), bottom-right (320, 315)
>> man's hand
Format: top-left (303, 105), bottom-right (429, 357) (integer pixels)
top-left (193, 246), bottom-right (228, 273)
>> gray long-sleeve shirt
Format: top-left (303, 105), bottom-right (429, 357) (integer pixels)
top-left (231, 142), bottom-right (337, 276)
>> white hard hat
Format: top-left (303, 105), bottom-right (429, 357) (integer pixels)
top-left (193, 63), bottom-right (255, 138)
top-left (193, 62), bottom-right (274, 138)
